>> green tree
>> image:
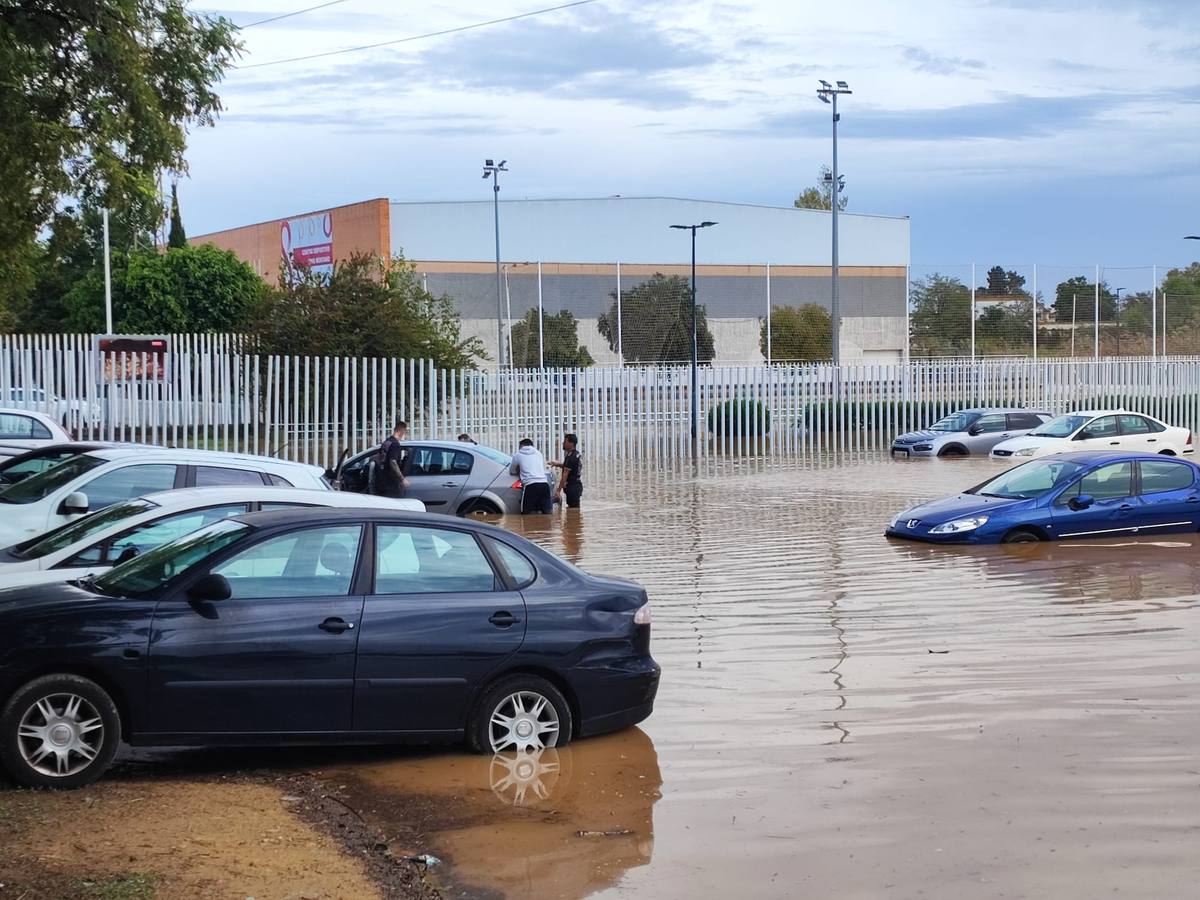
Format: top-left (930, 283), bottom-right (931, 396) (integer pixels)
top-left (909, 273), bottom-right (971, 357)
top-left (975, 302), bottom-right (1034, 352)
top-left (760, 304), bottom-right (832, 362)
top-left (793, 165), bottom-right (847, 211)
top-left (167, 183), bottom-right (187, 249)
top-left (597, 273), bottom-right (715, 364)
top-left (250, 253), bottom-right (485, 368)
top-left (509, 309), bottom-right (594, 368)
top-left (0, 0), bottom-right (239, 301)
top-left (1052, 276), bottom-right (1117, 322)
top-left (978, 266), bottom-right (1028, 297)
top-left (64, 243), bottom-right (262, 333)
top-left (1161, 262), bottom-right (1200, 327)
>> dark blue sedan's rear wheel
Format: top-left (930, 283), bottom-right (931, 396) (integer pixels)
top-left (469, 675), bottom-right (572, 754)
top-left (0, 674), bottom-right (121, 789)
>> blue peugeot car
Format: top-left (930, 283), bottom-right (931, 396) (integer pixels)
top-left (886, 451), bottom-right (1200, 544)
top-left (0, 508), bottom-right (659, 788)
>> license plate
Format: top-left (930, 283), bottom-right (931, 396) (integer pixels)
top-left (891, 448), bottom-right (909, 457)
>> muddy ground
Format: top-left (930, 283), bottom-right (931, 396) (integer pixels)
top-left (5, 456), bottom-right (1200, 899)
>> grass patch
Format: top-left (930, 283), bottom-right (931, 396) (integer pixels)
top-left (77, 873), bottom-right (157, 899)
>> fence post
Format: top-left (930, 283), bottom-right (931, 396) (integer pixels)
top-left (1094, 264), bottom-right (1100, 361)
top-left (615, 261), bottom-right (623, 366)
top-left (537, 261), bottom-right (544, 370)
top-left (1032, 263), bottom-right (1038, 362)
top-left (765, 262), bottom-right (772, 365)
top-left (1152, 264), bottom-right (1158, 360)
top-left (970, 262), bottom-right (976, 361)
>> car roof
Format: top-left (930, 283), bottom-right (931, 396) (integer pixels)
top-left (1061, 409), bottom-right (1131, 418)
top-left (86, 446), bottom-right (324, 474)
top-left (1038, 450), bottom-right (1193, 465)
top-left (136, 486), bottom-right (424, 510)
top-left (229, 504), bottom-right (489, 532)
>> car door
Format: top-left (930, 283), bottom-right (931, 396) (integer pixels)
top-left (1135, 459), bottom-right (1200, 533)
top-left (1117, 414), bottom-right (1156, 452)
top-left (1051, 461), bottom-right (1142, 538)
top-left (1007, 412), bottom-right (1047, 438)
top-left (964, 413), bottom-right (1010, 454)
top-left (144, 523), bottom-right (366, 736)
top-left (404, 446), bottom-right (473, 513)
top-left (354, 522), bottom-right (526, 734)
top-left (1070, 415), bottom-right (1121, 451)
top-left (50, 463), bottom-right (181, 530)
top-left (190, 465), bottom-right (269, 487)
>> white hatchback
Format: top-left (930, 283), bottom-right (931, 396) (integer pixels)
top-left (0, 407), bottom-right (71, 455)
top-left (0, 447), bottom-right (332, 547)
top-left (990, 410), bottom-right (1193, 461)
top-left (0, 486), bottom-right (425, 590)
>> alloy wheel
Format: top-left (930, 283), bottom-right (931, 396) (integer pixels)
top-left (488, 690), bottom-right (560, 752)
top-left (17, 692), bottom-right (105, 778)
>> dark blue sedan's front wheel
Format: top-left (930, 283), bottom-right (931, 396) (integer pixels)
top-left (0, 674), bottom-right (121, 789)
top-left (1002, 528), bottom-right (1043, 544)
top-left (469, 675), bottom-right (573, 754)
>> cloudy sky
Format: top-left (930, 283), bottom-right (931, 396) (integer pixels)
top-left (185, 0), bottom-right (1200, 269)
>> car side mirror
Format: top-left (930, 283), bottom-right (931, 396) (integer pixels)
top-left (60, 491), bottom-right (89, 514)
top-left (967, 425), bottom-right (983, 436)
top-left (114, 545), bottom-right (140, 565)
top-left (188, 573), bottom-right (232, 603)
top-left (1069, 494), bottom-right (1095, 511)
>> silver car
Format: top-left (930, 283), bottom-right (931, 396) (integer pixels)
top-left (890, 408), bottom-right (1053, 458)
top-left (331, 439), bottom-right (536, 515)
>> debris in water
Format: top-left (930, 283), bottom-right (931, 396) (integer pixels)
top-left (927, 649), bottom-right (950, 654)
top-left (576, 829), bottom-right (634, 838)
top-left (404, 854), bottom-right (442, 867)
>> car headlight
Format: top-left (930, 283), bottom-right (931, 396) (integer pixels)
top-left (1014, 448), bottom-right (1037, 457)
top-left (930, 515), bottom-right (989, 535)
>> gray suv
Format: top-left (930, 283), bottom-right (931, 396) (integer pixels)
top-left (890, 408), bottom-right (1053, 458)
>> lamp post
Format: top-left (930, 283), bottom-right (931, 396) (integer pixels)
top-left (482, 159), bottom-right (508, 368)
top-left (817, 79), bottom-right (851, 365)
top-left (669, 221), bottom-right (717, 458)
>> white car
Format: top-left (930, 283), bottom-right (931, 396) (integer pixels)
top-left (0, 486), bottom-right (424, 590)
top-left (990, 410), bottom-right (1194, 461)
top-left (0, 447), bottom-right (332, 546)
top-left (7, 387), bottom-right (101, 430)
top-left (0, 407), bottom-right (72, 453)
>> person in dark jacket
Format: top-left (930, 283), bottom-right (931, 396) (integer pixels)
top-left (550, 432), bottom-right (583, 508)
top-left (373, 420), bottom-right (410, 498)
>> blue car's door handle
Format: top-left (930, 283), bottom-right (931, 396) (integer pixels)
top-left (318, 617), bottom-right (355, 634)
top-left (1119, 504), bottom-right (1133, 510)
top-left (488, 611), bottom-right (520, 628)
top-left (1188, 497), bottom-right (1200, 503)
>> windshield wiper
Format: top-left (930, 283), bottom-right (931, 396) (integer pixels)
top-left (977, 492), bottom-right (1011, 498)
top-left (74, 574), bottom-right (112, 596)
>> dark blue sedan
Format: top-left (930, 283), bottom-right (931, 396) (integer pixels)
top-left (886, 451), bottom-right (1200, 544)
top-left (0, 508), bottom-right (659, 788)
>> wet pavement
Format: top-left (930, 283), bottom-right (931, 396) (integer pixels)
top-left (335, 457), bottom-right (1200, 898)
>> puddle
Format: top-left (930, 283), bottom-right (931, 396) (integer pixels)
top-left (330, 456), bottom-right (1200, 899)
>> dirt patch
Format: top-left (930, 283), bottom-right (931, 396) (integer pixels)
top-left (0, 771), bottom-right (441, 900)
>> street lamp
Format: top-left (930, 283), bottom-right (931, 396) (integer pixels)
top-left (482, 159), bottom-right (508, 368)
top-left (816, 79), bottom-right (852, 365)
top-left (669, 221), bottom-right (718, 457)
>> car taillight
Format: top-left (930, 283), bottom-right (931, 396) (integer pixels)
top-left (1188, 432), bottom-right (1194, 447)
top-left (634, 602), bottom-right (652, 625)
top-left (511, 479), bottom-right (523, 489)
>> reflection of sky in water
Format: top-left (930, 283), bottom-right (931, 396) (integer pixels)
top-left (352, 457), bottom-right (1200, 899)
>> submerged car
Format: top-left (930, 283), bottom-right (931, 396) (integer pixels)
top-left (890, 408), bottom-right (1052, 458)
top-left (0, 507), bottom-right (659, 788)
top-left (332, 439), bottom-right (542, 516)
top-left (990, 410), bottom-right (1193, 460)
top-left (886, 451), bottom-right (1200, 544)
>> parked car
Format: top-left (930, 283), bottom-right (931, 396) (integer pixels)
top-left (890, 408), bottom-right (1053, 458)
top-left (886, 451), bottom-right (1200, 544)
top-left (7, 387), bottom-right (101, 430)
top-left (990, 410), bottom-right (1193, 460)
top-left (0, 507), bottom-right (660, 787)
top-left (0, 486), bottom-right (425, 590)
top-left (0, 443), bottom-right (145, 487)
top-left (0, 408), bottom-right (72, 454)
top-left (0, 447), bottom-right (329, 546)
top-left (332, 440), bottom-right (540, 516)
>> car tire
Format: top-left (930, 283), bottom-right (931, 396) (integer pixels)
top-left (0, 674), bottom-right (121, 789)
top-left (459, 498), bottom-right (501, 517)
top-left (938, 446), bottom-right (968, 458)
top-left (1001, 528), bottom-right (1042, 544)
top-left (468, 674), bottom-right (573, 755)
top-left (1158, 449), bottom-right (1176, 456)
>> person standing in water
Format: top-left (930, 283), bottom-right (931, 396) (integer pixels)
top-left (509, 438), bottom-right (552, 514)
top-left (550, 432), bottom-right (583, 508)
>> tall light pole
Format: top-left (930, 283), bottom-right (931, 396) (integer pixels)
top-left (482, 159), bottom-right (508, 368)
top-left (1113, 287), bottom-right (1124, 356)
top-left (669, 221), bottom-right (717, 458)
top-left (817, 79), bottom-right (851, 365)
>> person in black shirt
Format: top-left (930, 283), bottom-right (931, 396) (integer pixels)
top-left (374, 420), bottom-right (410, 498)
top-left (551, 432), bottom-right (583, 508)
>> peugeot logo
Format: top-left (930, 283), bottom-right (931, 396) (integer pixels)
top-left (907, 519), bottom-right (920, 528)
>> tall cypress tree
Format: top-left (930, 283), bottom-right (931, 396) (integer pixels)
top-left (167, 183), bottom-right (187, 249)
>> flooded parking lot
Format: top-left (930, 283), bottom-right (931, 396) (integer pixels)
top-left (333, 456), bottom-right (1200, 899)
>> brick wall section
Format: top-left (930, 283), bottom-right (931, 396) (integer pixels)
top-left (190, 198), bottom-right (391, 283)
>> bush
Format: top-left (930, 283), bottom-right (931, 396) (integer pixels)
top-left (708, 398), bottom-right (771, 436)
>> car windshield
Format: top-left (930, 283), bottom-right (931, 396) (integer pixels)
top-left (11, 499), bottom-right (157, 559)
top-left (0, 448), bottom-right (83, 486)
top-left (928, 412), bottom-right (980, 433)
top-left (472, 444), bottom-right (512, 466)
top-left (969, 459), bottom-right (1087, 500)
top-left (1031, 415), bottom-right (1091, 438)
top-left (0, 454), bottom-right (106, 504)
top-left (91, 519), bottom-right (249, 598)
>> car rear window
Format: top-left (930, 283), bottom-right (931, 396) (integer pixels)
top-left (1007, 413), bottom-right (1045, 430)
top-left (1139, 460), bottom-right (1195, 494)
top-left (194, 465), bottom-right (267, 487)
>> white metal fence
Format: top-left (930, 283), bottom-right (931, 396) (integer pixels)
top-left (3, 335), bottom-right (1200, 469)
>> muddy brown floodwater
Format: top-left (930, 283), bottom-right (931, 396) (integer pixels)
top-left (323, 456), bottom-right (1200, 900)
